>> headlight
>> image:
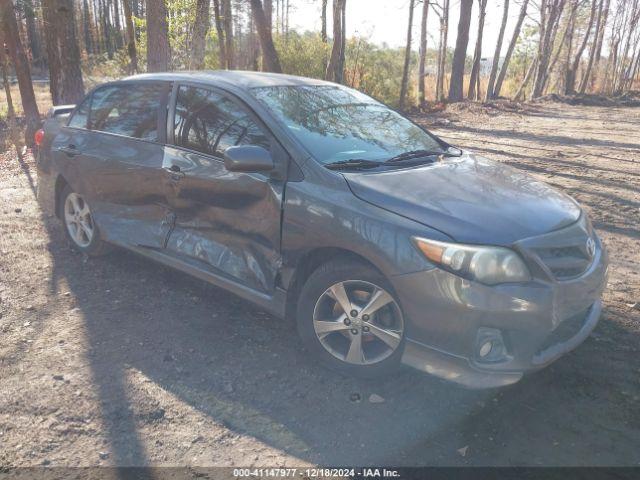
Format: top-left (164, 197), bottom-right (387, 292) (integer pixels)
top-left (412, 237), bottom-right (531, 285)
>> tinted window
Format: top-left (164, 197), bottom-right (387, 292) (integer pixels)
top-left (68, 95), bottom-right (91, 129)
top-left (252, 85), bottom-right (445, 164)
top-left (90, 83), bottom-right (167, 141)
top-left (173, 85), bottom-right (270, 157)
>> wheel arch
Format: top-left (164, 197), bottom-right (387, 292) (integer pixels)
top-left (54, 174), bottom-right (70, 219)
top-left (283, 247), bottom-right (386, 321)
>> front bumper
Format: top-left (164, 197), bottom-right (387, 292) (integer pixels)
top-left (393, 236), bottom-right (608, 389)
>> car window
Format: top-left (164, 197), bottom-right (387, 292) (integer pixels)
top-left (173, 85), bottom-right (270, 158)
top-left (68, 95), bottom-right (91, 129)
top-left (252, 85), bottom-right (445, 164)
top-left (89, 83), bottom-right (166, 141)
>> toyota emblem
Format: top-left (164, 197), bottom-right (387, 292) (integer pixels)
top-left (586, 237), bottom-right (596, 258)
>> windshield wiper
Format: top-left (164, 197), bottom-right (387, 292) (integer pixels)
top-left (385, 149), bottom-right (445, 164)
top-left (324, 159), bottom-right (383, 170)
top-left (384, 148), bottom-right (462, 164)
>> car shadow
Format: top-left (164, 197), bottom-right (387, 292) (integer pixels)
top-left (42, 215), bottom-right (495, 468)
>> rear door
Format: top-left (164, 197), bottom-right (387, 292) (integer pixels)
top-left (162, 83), bottom-right (287, 293)
top-left (56, 81), bottom-right (173, 249)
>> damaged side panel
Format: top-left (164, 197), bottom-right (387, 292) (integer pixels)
top-left (161, 146), bottom-right (284, 293)
top-left (54, 129), bottom-right (173, 249)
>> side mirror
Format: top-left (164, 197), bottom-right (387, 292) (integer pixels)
top-left (223, 145), bottom-right (274, 173)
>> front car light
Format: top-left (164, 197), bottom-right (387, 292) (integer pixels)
top-left (412, 237), bottom-right (531, 285)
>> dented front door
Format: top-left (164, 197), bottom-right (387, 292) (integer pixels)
top-left (162, 84), bottom-right (285, 293)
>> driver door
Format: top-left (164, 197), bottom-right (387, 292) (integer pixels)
top-left (162, 84), bottom-right (287, 293)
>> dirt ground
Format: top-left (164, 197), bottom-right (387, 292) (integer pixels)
top-left (0, 101), bottom-right (638, 467)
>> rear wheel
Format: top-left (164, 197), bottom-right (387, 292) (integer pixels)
top-left (296, 259), bottom-right (405, 378)
top-left (60, 186), bottom-right (110, 256)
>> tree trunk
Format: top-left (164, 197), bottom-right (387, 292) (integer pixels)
top-left (23, 0), bottom-right (42, 66)
top-left (190, 0), bottom-right (210, 69)
top-left (212, 0), bottom-right (227, 68)
top-left (92, 0), bottom-right (103, 53)
top-left (448, 0), bottom-right (473, 102)
top-left (146, 0), bottom-right (170, 71)
top-left (566, 0), bottom-right (598, 94)
top-left (603, 36), bottom-right (619, 93)
top-left (0, 31), bottom-right (23, 155)
top-left (41, 0), bottom-right (85, 105)
top-left (0, 0), bottom-right (41, 144)
top-left (531, 0), bottom-right (567, 98)
top-left (82, 0), bottom-right (93, 54)
top-left (222, 0), bottom-right (234, 68)
top-left (249, 0), bottom-right (282, 72)
top-left (547, 4), bottom-right (577, 92)
top-left (264, 0), bottom-right (272, 30)
top-left (485, 0), bottom-right (509, 100)
top-left (0, 35), bottom-right (16, 121)
top-left (515, 56), bottom-right (537, 100)
top-left (435, 0), bottom-right (449, 102)
top-left (399, 0), bottom-right (415, 109)
top-left (563, 1), bottom-right (578, 95)
top-left (338, 0), bottom-right (346, 77)
top-left (579, 0), bottom-right (605, 93)
top-left (468, 0), bottom-right (487, 100)
top-left (321, 0), bottom-right (328, 42)
top-left (493, 0), bottom-right (529, 98)
top-left (592, 0), bottom-right (610, 82)
top-left (122, 0), bottom-right (138, 73)
top-left (418, 0), bottom-right (429, 105)
top-left (285, 0), bottom-right (290, 38)
top-left (113, 0), bottom-right (123, 49)
top-left (628, 44), bottom-right (640, 90)
top-left (325, 0), bottom-right (345, 83)
top-left (615, 2), bottom-right (640, 93)
top-left (101, 0), bottom-right (114, 59)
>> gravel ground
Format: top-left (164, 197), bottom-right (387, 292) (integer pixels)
top-left (0, 101), bottom-right (638, 467)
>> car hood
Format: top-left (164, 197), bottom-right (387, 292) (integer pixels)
top-left (343, 153), bottom-right (581, 245)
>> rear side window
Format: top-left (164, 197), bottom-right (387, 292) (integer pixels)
top-left (173, 85), bottom-right (270, 158)
top-left (89, 83), bottom-right (167, 141)
top-left (68, 95), bottom-right (91, 129)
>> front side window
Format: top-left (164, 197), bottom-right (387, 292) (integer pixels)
top-left (89, 83), bottom-right (167, 141)
top-left (251, 85), bottom-right (445, 165)
top-left (173, 85), bottom-right (270, 158)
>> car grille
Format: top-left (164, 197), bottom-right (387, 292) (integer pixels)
top-left (537, 306), bottom-right (591, 353)
top-left (533, 245), bottom-right (593, 280)
top-left (517, 216), bottom-right (597, 282)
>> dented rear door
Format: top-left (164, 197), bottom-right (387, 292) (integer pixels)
top-left (162, 84), bottom-right (285, 293)
top-left (80, 81), bottom-right (173, 249)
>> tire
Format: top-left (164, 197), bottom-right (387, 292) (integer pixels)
top-left (60, 185), bottom-right (111, 256)
top-left (296, 259), bottom-right (406, 378)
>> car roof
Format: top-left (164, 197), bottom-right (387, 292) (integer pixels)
top-left (122, 70), bottom-right (336, 90)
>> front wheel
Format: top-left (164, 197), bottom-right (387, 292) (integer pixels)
top-left (296, 259), bottom-right (405, 378)
top-left (60, 186), bottom-right (110, 256)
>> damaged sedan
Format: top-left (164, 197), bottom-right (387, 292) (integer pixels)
top-left (36, 71), bottom-right (608, 388)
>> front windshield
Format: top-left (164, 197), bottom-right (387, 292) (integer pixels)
top-left (251, 85), bottom-right (446, 165)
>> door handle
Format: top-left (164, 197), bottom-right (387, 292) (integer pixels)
top-left (58, 144), bottom-right (80, 157)
top-left (164, 165), bottom-right (185, 182)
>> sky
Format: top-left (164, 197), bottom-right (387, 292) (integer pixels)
top-left (286, 0), bottom-right (531, 58)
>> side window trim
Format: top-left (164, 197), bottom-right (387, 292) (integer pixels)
top-left (156, 82), bottom-right (173, 145)
top-left (167, 81), bottom-right (180, 146)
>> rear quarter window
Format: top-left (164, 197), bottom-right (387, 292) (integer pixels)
top-left (68, 96), bottom-right (91, 129)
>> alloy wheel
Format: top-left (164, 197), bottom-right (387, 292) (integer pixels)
top-left (64, 192), bottom-right (94, 248)
top-left (312, 280), bottom-right (404, 365)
